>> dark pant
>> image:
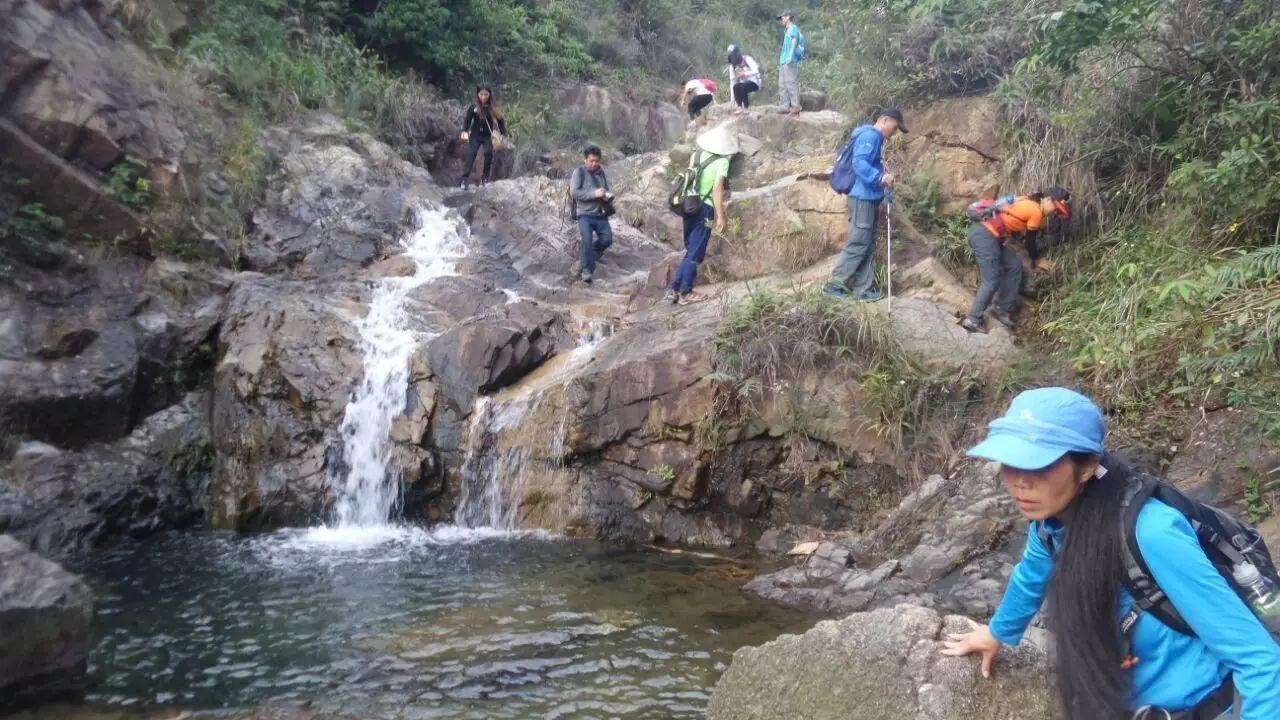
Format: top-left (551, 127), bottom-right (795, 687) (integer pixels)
top-left (670, 203), bottom-right (715, 293)
top-left (460, 135), bottom-right (494, 182)
top-left (733, 81), bottom-right (759, 108)
top-left (688, 94), bottom-right (713, 119)
top-left (968, 223), bottom-right (1023, 323)
top-left (578, 213), bottom-right (613, 275)
top-left (827, 197), bottom-right (880, 295)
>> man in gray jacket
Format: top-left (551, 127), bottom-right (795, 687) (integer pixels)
top-left (569, 145), bottom-right (614, 284)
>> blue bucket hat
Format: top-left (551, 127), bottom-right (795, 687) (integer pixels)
top-left (967, 387), bottom-right (1106, 470)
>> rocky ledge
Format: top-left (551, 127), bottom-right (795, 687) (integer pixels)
top-left (708, 604), bottom-right (1057, 720)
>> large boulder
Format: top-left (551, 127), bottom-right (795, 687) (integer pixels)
top-left (551, 83), bottom-right (686, 152)
top-left (0, 535), bottom-right (93, 709)
top-left (0, 392), bottom-right (211, 556)
top-left (901, 96), bottom-right (1002, 213)
top-left (707, 604), bottom-right (1057, 720)
top-left (0, 0), bottom-right (186, 239)
top-left (713, 174), bottom-right (848, 280)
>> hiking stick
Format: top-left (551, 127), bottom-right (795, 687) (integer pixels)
top-left (886, 190), bottom-right (893, 314)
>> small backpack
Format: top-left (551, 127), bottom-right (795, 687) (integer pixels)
top-left (1040, 472), bottom-right (1280, 653)
top-left (793, 28), bottom-right (806, 61)
top-left (829, 131), bottom-right (862, 195)
top-left (668, 150), bottom-right (720, 217)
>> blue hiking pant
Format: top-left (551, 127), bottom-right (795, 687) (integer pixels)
top-left (967, 223), bottom-right (1022, 323)
top-left (827, 197), bottom-right (880, 295)
top-left (578, 213), bottom-right (613, 275)
top-left (670, 203), bottom-right (715, 293)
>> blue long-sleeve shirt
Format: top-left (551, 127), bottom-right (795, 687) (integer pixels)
top-left (847, 125), bottom-right (886, 202)
top-left (990, 499), bottom-right (1280, 718)
top-left (779, 24), bottom-right (800, 65)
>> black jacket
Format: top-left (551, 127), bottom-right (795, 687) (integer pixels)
top-left (461, 104), bottom-right (507, 139)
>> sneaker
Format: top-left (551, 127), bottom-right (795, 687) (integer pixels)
top-left (663, 289), bottom-right (680, 304)
top-left (788, 107), bottom-right (802, 116)
top-left (857, 290), bottom-right (883, 302)
top-left (677, 291), bottom-right (708, 305)
top-left (581, 270), bottom-right (594, 284)
top-left (960, 317), bottom-right (988, 334)
top-left (988, 307), bottom-right (1017, 329)
top-left (459, 178), bottom-right (469, 190)
top-left (824, 285), bottom-right (851, 299)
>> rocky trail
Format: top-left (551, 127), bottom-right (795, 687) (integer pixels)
top-left (3, 2), bottom-right (1278, 716)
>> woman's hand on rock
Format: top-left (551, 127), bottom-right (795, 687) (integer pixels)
top-left (940, 618), bottom-right (1000, 679)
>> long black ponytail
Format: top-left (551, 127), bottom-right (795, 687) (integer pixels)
top-left (1045, 453), bottom-right (1132, 718)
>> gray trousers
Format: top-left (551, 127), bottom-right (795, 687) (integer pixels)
top-left (778, 62), bottom-right (800, 109)
top-left (968, 223), bottom-right (1022, 322)
top-left (827, 197), bottom-right (880, 295)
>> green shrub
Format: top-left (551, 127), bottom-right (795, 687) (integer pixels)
top-left (104, 157), bottom-right (153, 211)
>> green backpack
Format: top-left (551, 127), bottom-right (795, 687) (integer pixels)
top-left (668, 150), bottom-right (720, 217)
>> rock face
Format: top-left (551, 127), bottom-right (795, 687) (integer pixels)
top-left (552, 83), bottom-right (687, 152)
top-left (707, 604), bottom-right (1057, 720)
top-left (0, 535), bottom-right (93, 709)
top-left (901, 96), bottom-right (1002, 213)
top-left (0, 393), bottom-right (211, 555)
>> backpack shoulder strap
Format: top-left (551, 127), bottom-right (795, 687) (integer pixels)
top-left (1120, 473), bottom-right (1196, 635)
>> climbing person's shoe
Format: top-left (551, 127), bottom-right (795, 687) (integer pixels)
top-left (663, 289), bottom-right (679, 304)
top-left (988, 307), bottom-right (1018, 329)
top-left (459, 178), bottom-right (469, 190)
top-left (678, 291), bottom-right (708, 305)
top-left (960, 317), bottom-right (988, 334)
top-left (581, 269), bottom-right (594, 284)
top-left (788, 107), bottom-right (802, 116)
top-left (824, 285), bottom-right (850, 299)
top-left (858, 290), bottom-right (883, 302)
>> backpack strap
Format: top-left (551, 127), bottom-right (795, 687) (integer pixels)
top-left (690, 150), bottom-right (721, 200)
top-left (1120, 474), bottom-right (1196, 638)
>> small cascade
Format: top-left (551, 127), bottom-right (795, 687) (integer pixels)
top-left (330, 205), bottom-right (468, 528)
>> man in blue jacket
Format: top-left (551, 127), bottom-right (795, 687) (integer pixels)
top-left (825, 109), bottom-right (906, 300)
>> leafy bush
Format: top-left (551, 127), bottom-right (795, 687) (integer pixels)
top-left (104, 157), bottom-right (153, 210)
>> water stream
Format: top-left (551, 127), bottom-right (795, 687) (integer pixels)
top-left (331, 205), bottom-right (467, 527)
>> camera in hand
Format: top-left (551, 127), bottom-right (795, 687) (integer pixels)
top-left (601, 192), bottom-right (617, 217)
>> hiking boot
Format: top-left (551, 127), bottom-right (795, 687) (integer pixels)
top-left (678, 291), bottom-right (708, 305)
top-left (988, 307), bottom-right (1017, 329)
top-left (960, 317), bottom-right (988, 334)
top-left (858, 290), bottom-right (883, 302)
top-left (663, 289), bottom-right (680, 304)
top-left (824, 285), bottom-right (851, 299)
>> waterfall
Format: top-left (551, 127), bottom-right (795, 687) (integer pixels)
top-left (330, 205), bottom-right (467, 528)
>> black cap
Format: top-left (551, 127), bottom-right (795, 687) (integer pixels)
top-left (1043, 186), bottom-right (1071, 202)
top-left (775, 9), bottom-right (794, 19)
top-left (879, 108), bottom-right (909, 133)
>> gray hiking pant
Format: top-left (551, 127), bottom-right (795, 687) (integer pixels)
top-left (968, 223), bottom-right (1022, 323)
top-left (827, 198), bottom-right (880, 295)
top-left (779, 62), bottom-right (800, 110)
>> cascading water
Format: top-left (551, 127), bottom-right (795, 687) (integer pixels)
top-left (330, 204), bottom-right (467, 528)
top-left (455, 318), bottom-right (613, 531)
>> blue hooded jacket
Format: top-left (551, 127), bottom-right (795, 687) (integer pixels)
top-left (991, 499), bottom-right (1280, 718)
top-left (847, 124), bottom-right (886, 202)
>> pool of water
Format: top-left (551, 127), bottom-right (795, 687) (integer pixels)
top-left (78, 526), bottom-right (812, 719)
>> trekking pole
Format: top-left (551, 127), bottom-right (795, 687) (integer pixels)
top-left (886, 189), bottom-right (893, 315)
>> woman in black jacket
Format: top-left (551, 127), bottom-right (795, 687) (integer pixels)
top-left (458, 86), bottom-right (508, 188)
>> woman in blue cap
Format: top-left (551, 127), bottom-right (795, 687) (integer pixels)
top-left (942, 387), bottom-right (1280, 720)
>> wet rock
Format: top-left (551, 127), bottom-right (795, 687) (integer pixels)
top-left (0, 535), bottom-right (93, 709)
top-left (246, 120), bottom-right (443, 278)
top-left (707, 604), bottom-right (1056, 720)
top-left (426, 301), bottom-right (573, 402)
top-left (0, 392), bottom-right (212, 556)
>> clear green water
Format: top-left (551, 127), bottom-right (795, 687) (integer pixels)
top-left (80, 527), bottom-right (812, 719)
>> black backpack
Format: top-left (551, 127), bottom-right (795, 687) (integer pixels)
top-left (1040, 472), bottom-right (1280, 649)
top-left (668, 150), bottom-right (720, 217)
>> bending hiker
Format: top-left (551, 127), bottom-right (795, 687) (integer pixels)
top-left (665, 126), bottom-right (736, 306)
top-left (776, 10), bottom-right (804, 116)
top-left (825, 109), bottom-right (907, 301)
top-left (942, 387), bottom-right (1280, 720)
top-left (568, 145), bottom-right (615, 284)
top-left (960, 188), bottom-right (1069, 333)
top-left (727, 45), bottom-right (762, 114)
top-left (680, 78), bottom-right (717, 123)
top-left (458, 86), bottom-right (508, 189)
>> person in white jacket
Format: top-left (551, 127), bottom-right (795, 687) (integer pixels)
top-left (727, 45), bottom-right (762, 115)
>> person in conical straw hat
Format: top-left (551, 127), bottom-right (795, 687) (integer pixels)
top-left (665, 125), bottom-right (739, 306)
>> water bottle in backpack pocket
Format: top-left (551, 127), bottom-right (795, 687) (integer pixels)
top-left (964, 194), bottom-right (1016, 223)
